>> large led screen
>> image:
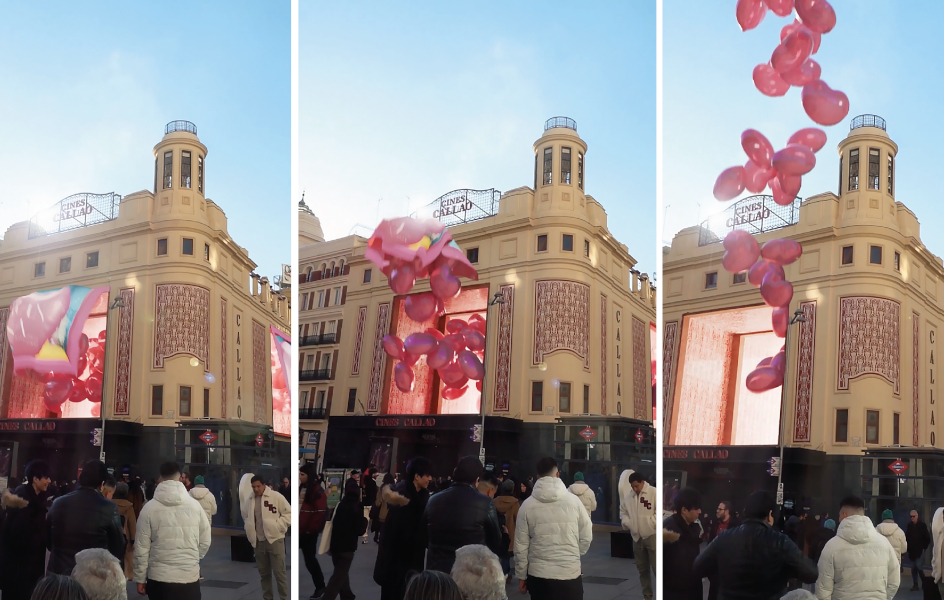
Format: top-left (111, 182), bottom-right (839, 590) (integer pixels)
top-left (270, 325), bottom-right (291, 436)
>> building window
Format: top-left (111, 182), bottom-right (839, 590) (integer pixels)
top-left (888, 154), bottom-right (894, 195)
top-left (320, 354), bottom-right (331, 371)
top-left (163, 151), bottom-right (173, 189)
top-left (154, 157), bottom-right (159, 193)
top-left (562, 234), bottom-right (574, 252)
top-left (86, 251), bottom-right (99, 269)
top-left (583, 385), bottom-right (590, 414)
top-left (203, 388), bottom-right (210, 418)
top-left (868, 148), bottom-right (880, 190)
top-left (866, 410), bottom-right (880, 444)
top-left (181, 150), bottom-right (192, 189)
top-left (300, 294), bottom-right (309, 311)
top-left (848, 149), bottom-right (859, 191)
top-left (894, 413), bottom-right (900, 445)
top-left (584, 240), bottom-right (590, 258)
top-left (578, 152), bottom-right (584, 190)
top-left (841, 246), bottom-right (853, 265)
top-left (157, 238), bottom-right (168, 256)
top-left (317, 290), bottom-right (325, 308)
top-left (316, 390), bottom-right (326, 408)
top-left (301, 390), bottom-right (309, 408)
top-left (152, 386), bottom-right (164, 416)
top-left (870, 245), bottom-right (883, 265)
top-left (895, 251), bottom-right (901, 272)
top-left (542, 147), bottom-right (553, 185)
top-left (34, 262), bottom-right (45, 278)
top-left (59, 257), bottom-right (71, 274)
top-left (531, 381), bottom-right (544, 412)
top-left (561, 147), bottom-right (572, 184)
top-left (733, 272), bottom-right (747, 285)
top-left (838, 155), bottom-right (843, 195)
top-left (363, 269), bottom-right (372, 283)
top-left (537, 235), bottom-right (548, 253)
top-left (305, 354), bottom-right (315, 371)
top-left (533, 153), bottom-right (538, 190)
top-left (836, 409), bottom-right (848, 443)
top-left (559, 382), bottom-right (571, 413)
top-left (198, 156), bottom-right (205, 193)
top-left (467, 248), bottom-right (479, 264)
top-left (705, 272), bottom-right (718, 289)
top-left (347, 388), bottom-right (357, 413)
top-left (182, 238), bottom-right (194, 256)
top-left (180, 386), bottom-right (192, 417)
top-left (334, 288), bottom-right (342, 306)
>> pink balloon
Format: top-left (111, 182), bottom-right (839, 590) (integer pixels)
top-left (394, 363), bottom-right (415, 393)
top-left (442, 333), bottom-right (467, 353)
top-left (382, 335), bottom-right (404, 360)
top-left (427, 343), bottom-right (455, 370)
top-left (404, 333), bottom-right (438, 356)
top-left (781, 20), bottom-right (821, 54)
top-left (764, 0), bottom-right (794, 17)
top-left (749, 260), bottom-right (783, 287)
top-left (771, 351), bottom-right (786, 373)
top-left (781, 58), bottom-right (821, 87)
top-left (405, 293), bottom-right (438, 322)
top-left (757, 357), bottom-right (773, 368)
top-left (85, 375), bottom-right (103, 402)
top-left (773, 306), bottom-right (789, 338)
top-left (788, 128), bottom-right (827, 153)
top-left (476, 380), bottom-right (482, 392)
top-left (736, 0), bottom-right (767, 31)
top-left (446, 319), bottom-right (468, 335)
top-left (795, 0), bottom-right (836, 33)
top-left (430, 264), bottom-right (461, 300)
top-left (389, 264), bottom-right (416, 295)
top-left (425, 328), bottom-right (445, 341)
top-left (42, 394), bottom-right (64, 414)
top-left (68, 381), bottom-right (89, 403)
top-left (741, 129), bottom-right (774, 169)
top-left (761, 273), bottom-right (794, 307)
top-left (462, 327), bottom-right (486, 352)
top-left (744, 160), bottom-right (774, 194)
top-left (442, 385), bottom-right (468, 401)
top-left (90, 404), bottom-right (101, 418)
top-left (746, 366), bottom-right (784, 392)
top-left (468, 314), bottom-right (487, 335)
top-left (439, 361), bottom-right (468, 388)
top-left (44, 376), bottom-right (74, 404)
top-left (457, 350), bottom-right (485, 381)
top-left (753, 64), bottom-right (790, 97)
top-left (723, 229), bottom-right (754, 252)
top-left (802, 80), bottom-right (850, 126)
top-left (6, 287), bottom-right (72, 356)
top-left (762, 238), bottom-right (803, 265)
top-left (771, 28), bottom-right (814, 74)
top-left (714, 166), bottom-right (746, 201)
top-left (770, 175), bottom-right (799, 206)
top-left (79, 333), bottom-right (90, 355)
top-left (722, 230), bottom-right (761, 273)
top-left (772, 144), bottom-right (816, 176)
top-left (401, 352), bottom-right (421, 367)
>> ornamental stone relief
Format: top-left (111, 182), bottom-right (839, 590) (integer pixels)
top-left (494, 285), bottom-right (515, 412)
top-left (367, 303), bottom-right (391, 413)
top-left (252, 320), bottom-right (266, 424)
top-left (153, 284), bottom-right (209, 370)
top-left (351, 307), bottom-right (367, 376)
top-left (632, 317), bottom-right (647, 420)
top-left (792, 301), bottom-right (816, 443)
top-left (837, 296), bottom-right (900, 394)
top-left (533, 280), bottom-right (590, 368)
top-left (113, 288), bottom-right (135, 416)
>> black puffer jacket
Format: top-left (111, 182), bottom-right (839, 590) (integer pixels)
top-left (373, 481), bottom-right (429, 596)
top-left (46, 487), bottom-right (125, 575)
top-left (0, 485), bottom-right (49, 600)
top-left (693, 518), bottom-right (817, 600)
top-left (663, 514), bottom-right (704, 600)
top-left (330, 495), bottom-right (369, 554)
top-left (423, 483), bottom-right (503, 573)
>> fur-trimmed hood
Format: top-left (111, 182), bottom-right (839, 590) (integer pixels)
top-left (1, 488), bottom-right (28, 510)
top-left (664, 528), bottom-right (681, 543)
top-left (383, 483), bottom-right (411, 507)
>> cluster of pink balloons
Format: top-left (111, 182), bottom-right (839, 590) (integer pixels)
top-left (17, 331), bottom-right (106, 415)
top-left (383, 314), bottom-right (487, 397)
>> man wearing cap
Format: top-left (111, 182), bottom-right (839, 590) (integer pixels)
top-left (567, 472), bottom-right (597, 517)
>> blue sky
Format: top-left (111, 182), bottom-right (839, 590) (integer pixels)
top-left (664, 2), bottom-right (944, 255)
top-left (300, 2), bottom-right (657, 275)
top-left (0, 2), bottom-right (290, 282)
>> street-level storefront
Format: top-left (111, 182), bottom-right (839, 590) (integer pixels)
top-left (860, 447), bottom-right (944, 527)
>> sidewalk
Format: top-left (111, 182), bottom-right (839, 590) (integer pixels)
top-left (298, 536), bottom-right (646, 600)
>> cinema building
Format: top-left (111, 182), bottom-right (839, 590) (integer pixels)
top-left (300, 118), bottom-right (657, 523)
top-left (0, 121), bottom-right (291, 526)
top-left (663, 115), bottom-right (944, 521)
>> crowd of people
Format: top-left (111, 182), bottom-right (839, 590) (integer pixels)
top-left (0, 458), bottom-right (292, 600)
top-left (662, 486), bottom-right (944, 600)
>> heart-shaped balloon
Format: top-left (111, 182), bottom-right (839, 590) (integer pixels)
top-left (7, 287), bottom-right (72, 356)
top-left (761, 273), bottom-right (794, 307)
top-left (773, 306), bottom-right (789, 338)
top-left (741, 130), bottom-right (774, 169)
top-left (736, 0), bottom-right (767, 31)
top-left (401, 352), bottom-right (421, 367)
top-left (757, 356), bottom-right (773, 368)
top-left (722, 230), bottom-right (761, 273)
top-left (753, 63), bottom-right (790, 97)
top-left (85, 375), bottom-right (104, 401)
top-left (427, 342), bottom-right (455, 370)
top-left (771, 28), bottom-right (813, 74)
top-left (90, 404), bottom-right (101, 418)
top-left (382, 335), bottom-right (405, 360)
top-left (78, 333), bottom-right (90, 355)
top-left (802, 80), bottom-right (850, 126)
top-left (446, 319), bottom-right (468, 335)
top-left (441, 385), bottom-right (469, 401)
top-left (405, 293), bottom-right (438, 322)
top-left (430, 264), bottom-right (461, 300)
top-left (68, 380), bottom-right (89, 403)
top-left (744, 160), bottom-right (774, 194)
top-left (749, 260), bottom-right (785, 286)
top-left (765, 0), bottom-right (795, 17)
top-left (425, 327), bottom-right (445, 341)
top-left (795, 0), bottom-right (836, 33)
top-left (389, 264), bottom-right (416, 295)
top-left (457, 350), bottom-right (485, 381)
top-left (781, 58), bottom-right (821, 87)
top-left (468, 314), bottom-right (487, 335)
top-left (394, 363), bottom-right (415, 393)
top-left (772, 144), bottom-right (816, 176)
top-left (762, 238), bottom-right (803, 265)
top-left (44, 376), bottom-right (75, 405)
top-left (788, 128), bottom-right (827, 153)
top-left (781, 20), bottom-right (821, 54)
top-left (746, 366), bottom-right (784, 392)
top-left (714, 166), bottom-right (746, 201)
top-left (771, 351), bottom-right (787, 373)
top-left (404, 333), bottom-right (438, 356)
top-left (439, 361), bottom-right (468, 388)
top-left (778, 172), bottom-right (802, 197)
top-left (462, 327), bottom-right (486, 352)
top-left (770, 175), bottom-right (799, 207)
top-left (43, 394), bottom-right (65, 414)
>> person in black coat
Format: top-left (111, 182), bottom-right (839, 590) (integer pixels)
top-left (423, 456), bottom-right (503, 573)
top-left (0, 460), bottom-right (52, 600)
top-left (323, 480), bottom-right (369, 600)
top-left (693, 490), bottom-right (817, 600)
top-left (46, 460), bottom-right (125, 576)
top-left (374, 457), bottom-right (433, 600)
top-left (663, 487), bottom-right (705, 600)
top-left (906, 510), bottom-right (932, 591)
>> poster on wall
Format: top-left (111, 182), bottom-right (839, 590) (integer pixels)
top-left (323, 468), bottom-right (347, 509)
top-left (368, 440), bottom-right (392, 473)
top-left (269, 326), bottom-right (291, 437)
top-left (4, 286), bottom-right (110, 419)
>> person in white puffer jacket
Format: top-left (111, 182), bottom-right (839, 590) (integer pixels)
top-left (189, 475), bottom-right (218, 526)
top-left (567, 472), bottom-right (597, 517)
top-left (874, 509), bottom-right (907, 567)
top-left (815, 495), bottom-right (900, 600)
top-left (133, 462), bottom-right (211, 598)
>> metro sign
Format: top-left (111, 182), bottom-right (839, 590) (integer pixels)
top-left (579, 427), bottom-right (597, 441)
top-left (199, 431), bottom-right (217, 445)
top-left (888, 460), bottom-right (908, 474)
top-left (635, 429), bottom-right (644, 443)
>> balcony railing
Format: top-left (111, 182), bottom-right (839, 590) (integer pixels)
top-left (300, 369), bottom-right (332, 382)
top-left (300, 407), bottom-right (327, 420)
top-left (544, 116), bottom-right (577, 131)
top-left (300, 333), bottom-right (337, 346)
top-left (850, 114), bottom-right (886, 131)
top-left (165, 120), bottom-right (198, 135)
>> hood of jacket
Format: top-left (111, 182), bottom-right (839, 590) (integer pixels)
top-left (664, 528), bottom-right (681, 543)
top-left (837, 514), bottom-right (878, 545)
top-left (113, 498), bottom-right (133, 509)
top-left (531, 476), bottom-right (567, 503)
top-left (569, 482), bottom-right (591, 495)
top-left (154, 480), bottom-right (190, 506)
top-left (383, 482), bottom-right (411, 507)
top-left (190, 486), bottom-right (212, 500)
top-left (494, 495), bottom-right (519, 513)
top-left (618, 469), bottom-right (634, 502)
top-left (1, 488), bottom-right (28, 509)
top-left (876, 521), bottom-right (902, 536)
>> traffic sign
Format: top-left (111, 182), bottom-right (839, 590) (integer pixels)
top-left (255, 434), bottom-right (264, 447)
top-left (90, 428), bottom-right (102, 447)
top-left (635, 429), bottom-right (644, 443)
top-left (579, 427), bottom-right (597, 441)
top-left (888, 460), bottom-right (909, 474)
top-left (767, 457), bottom-right (781, 476)
top-left (470, 425), bottom-right (483, 443)
top-left (199, 430), bottom-right (218, 445)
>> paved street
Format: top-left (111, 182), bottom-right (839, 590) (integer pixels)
top-left (298, 533), bottom-right (645, 600)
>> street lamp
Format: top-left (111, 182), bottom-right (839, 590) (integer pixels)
top-left (477, 292), bottom-right (506, 465)
top-left (99, 295), bottom-right (126, 463)
top-left (776, 307), bottom-right (807, 511)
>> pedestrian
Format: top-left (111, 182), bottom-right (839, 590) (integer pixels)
top-left (110, 483), bottom-right (136, 580)
top-left (373, 473), bottom-right (395, 544)
top-left (492, 479), bottom-right (519, 581)
top-left (299, 463), bottom-right (328, 599)
top-left (693, 490), bottom-right (817, 599)
top-left (619, 470), bottom-right (657, 600)
top-left (708, 501), bottom-right (739, 543)
top-left (807, 519), bottom-right (836, 593)
top-left (145, 479), bottom-right (156, 502)
top-left (189, 476), bottom-right (218, 527)
top-left (243, 475), bottom-right (292, 600)
top-left (279, 477), bottom-right (292, 505)
top-left (451, 544), bottom-right (507, 600)
top-left (424, 456), bottom-right (503, 574)
top-left (662, 487), bottom-right (703, 600)
top-left (29, 574), bottom-right (90, 600)
top-left (477, 474), bottom-right (500, 499)
top-left (126, 474), bottom-right (145, 519)
top-left (322, 479), bottom-right (369, 600)
top-left (71, 548), bottom-right (127, 600)
top-left (47, 460), bottom-right (126, 576)
top-left (815, 495), bottom-right (900, 599)
top-left (0, 459), bottom-right (51, 600)
top-left (403, 571), bottom-right (462, 600)
top-left (567, 472), bottom-right (597, 517)
top-left (514, 457), bottom-right (592, 600)
top-left (907, 510), bottom-right (931, 592)
top-left (180, 472), bottom-right (193, 492)
top-left (875, 509), bottom-right (907, 567)
top-left (363, 467), bottom-right (379, 545)
top-left (517, 481), bottom-right (532, 504)
top-left (373, 457), bottom-right (433, 600)
top-left (133, 462), bottom-right (210, 600)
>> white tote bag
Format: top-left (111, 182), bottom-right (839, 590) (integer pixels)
top-left (318, 504), bottom-right (339, 555)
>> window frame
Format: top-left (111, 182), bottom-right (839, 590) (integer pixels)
top-left (894, 251), bottom-right (901, 272)
top-left (86, 251), bottom-right (100, 269)
top-left (869, 245), bottom-right (883, 265)
top-left (848, 148), bottom-right (859, 191)
top-left (542, 147), bottom-right (553, 186)
top-left (151, 385), bottom-right (164, 417)
top-left (466, 248), bottom-right (479, 264)
top-left (841, 245), bottom-right (854, 266)
top-left (835, 408), bottom-right (849, 443)
top-left (203, 388), bottom-right (210, 418)
top-left (163, 150), bottom-right (173, 189)
top-left (347, 388), bottom-right (357, 413)
top-left (584, 239), bottom-right (590, 258)
top-left (537, 234), bottom-right (548, 253)
top-left (181, 150), bottom-right (192, 189)
top-left (577, 151), bottom-right (584, 190)
top-left (867, 148), bottom-right (880, 190)
top-left (59, 257), bottom-right (71, 274)
top-left (583, 384), bottom-right (590, 414)
top-left (363, 269), bottom-right (372, 284)
top-left (198, 155), bottom-right (204, 193)
top-left (562, 234), bottom-right (574, 252)
top-left (705, 272), bottom-right (718, 290)
top-left (531, 381), bottom-right (544, 413)
top-left (558, 382), bottom-right (572, 413)
top-left (34, 262), bottom-right (45, 278)
top-left (157, 238), bottom-right (168, 257)
top-left (179, 385), bottom-right (192, 417)
top-left (561, 147), bottom-right (572, 184)
top-left (894, 412), bottom-right (900, 446)
top-left (182, 238), bottom-right (194, 256)
top-left (888, 154), bottom-right (894, 196)
top-left (204, 243), bottom-right (210, 261)
top-left (334, 288), bottom-right (342, 306)
top-left (866, 409), bottom-right (880, 445)
top-left (838, 155), bottom-right (843, 195)
top-left (733, 272), bottom-right (747, 285)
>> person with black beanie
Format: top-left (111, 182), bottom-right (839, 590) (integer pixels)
top-left (322, 480), bottom-right (369, 600)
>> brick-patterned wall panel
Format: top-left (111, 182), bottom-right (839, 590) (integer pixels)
top-left (600, 295), bottom-right (607, 415)
top-left (113, 288), bottom-right (135, 416)
top-left (793, 301), bottom-right (817, 443)
top-left (252, 320), bottom-right (266, 424)
top-left (838, 296), bottom-right (900, 394)
top-left (0, 307), bottom-right (8, 414)
top-left (632, 317), bottom-right (647, 420)
top-left (914, 313), bottom-right (920, 447)
top-left (221, 298), bottom-right (227, 419)
top-left (367, 303), bottom-right (391, 413)
top-left (351, 307), bottom-right (367, 376)
top-left (494, 285), bottom-right (515, 412)
top-left (153, 284), bottom-right (210, 370)
top-left (533, 281), bottom-right (590, 368)
top-left (662, 321), bottom-right (678, 440)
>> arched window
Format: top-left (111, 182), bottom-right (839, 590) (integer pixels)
top-left (330, 261), bottom-right (336, 277)
top-left (305, 266), bottom-right (313, 281)
top-left (321, 263), bottom-right (328, 278)
top-left (339, 259), bottom-right (345, 275)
